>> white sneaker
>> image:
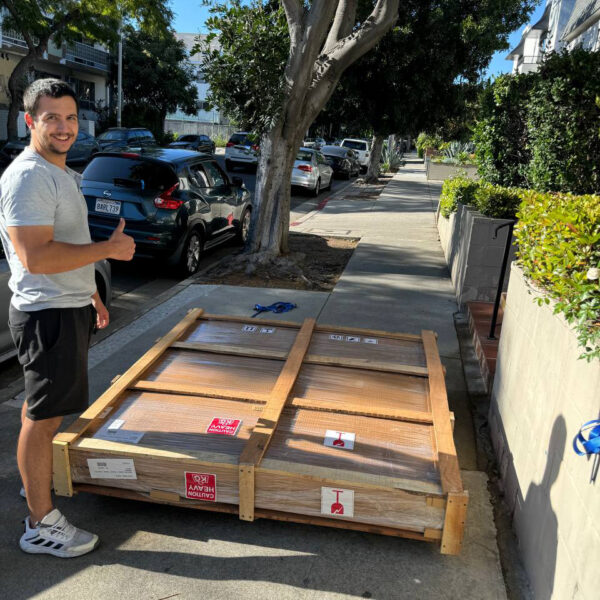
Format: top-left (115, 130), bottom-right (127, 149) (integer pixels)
top-left (19, 487), bottom-right (26, 499)
top-left (19, 508), bottom-right (99, 558)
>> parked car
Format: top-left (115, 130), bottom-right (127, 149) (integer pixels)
top-left (0, 252), bottom-right (111, 363)
top-left (168, 134), bottom-right (215, 155)
top-left (96, 128), bottom-right (156, 152)
top-left (320, 145), bottom-right (360, 179)
top-left (83, 148), bottom-right (253, 276)
top-left (2, 131), bottom-right (101, 166)
top-left (224, 132), bottom-right (259, 171)
top-left (302, 137), bottom-right (326, 150)
top-left (291, 148), bottom-right (333, 196)
top-left (340, 138), bottom-right (371, 171)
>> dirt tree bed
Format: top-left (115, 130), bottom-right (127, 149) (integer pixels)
top-left (195, 233), bottom-right (359, 291)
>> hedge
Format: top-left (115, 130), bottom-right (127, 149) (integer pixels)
top-left (515, 191), bottom-right (600, 361)
top-left (439, 176), bottom-right (520, 220)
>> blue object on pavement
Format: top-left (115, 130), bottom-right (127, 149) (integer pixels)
top-left (573, 420), bottom-right (600, 456)
top-left (251, 302), bottom-right (297, 318)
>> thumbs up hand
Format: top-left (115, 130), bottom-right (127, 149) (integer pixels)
top-left (107, 218), bottom-right (135, 261)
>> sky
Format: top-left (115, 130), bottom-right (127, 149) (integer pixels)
top-left (169, 1), bottom-right (547, 80)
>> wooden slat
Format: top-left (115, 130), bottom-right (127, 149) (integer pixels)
top-left (55, 309), bottom-right (204, 446)
top-left (421, 330), bottom-right (463, 494)
top-left (170, 342), bottom-right (428, 378)
top-left (129, 380), bottom-right (433, 424)
top-left (72, 484), bottom-right (435, 543)
top-left (238, 318), bottom-right (316, 520)
top-left (172, 341), bottom-right (287, 360)
top-left (424, 528), bottom-right (443, 541)
top-left (239, 465), bottom-right (255, 521)
top-left (52, 440), bottom-right (73, 497)
top-left (200, 313), bottom-right (423, 342)
top-left (441, 491), bottom-right (469, 555)
top-left (240, 318), bottom-right (317, 467)
top-left (131, 380), bottom-right (268, 404)
top-left (150, 489), bottom-right (181, 503)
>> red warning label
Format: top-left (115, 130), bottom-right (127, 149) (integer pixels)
top-left (207, 417), bottom-right (242, 436)
top-left (185, 472), bottom-right (216, 501)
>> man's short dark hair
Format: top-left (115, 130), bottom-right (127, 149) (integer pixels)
top-left (23, 78), bottom-right (79, 117)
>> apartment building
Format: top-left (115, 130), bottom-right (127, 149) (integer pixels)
top-left (165, 33), bottom-right (234, 139)
top-left (0, 14), bottom-right (111, 139)
top-left (507, 0), bottom-right (600, 74)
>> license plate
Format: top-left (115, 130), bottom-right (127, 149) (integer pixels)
top-left (95, 199), bottom-right (121, 215)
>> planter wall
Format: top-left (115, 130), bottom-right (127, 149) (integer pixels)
top-left (426, 160), bottom-right (479, 181)
top-left (489, 264), bottom-right (600, 600)
top-left (436, 203), bottom-right (516, 308)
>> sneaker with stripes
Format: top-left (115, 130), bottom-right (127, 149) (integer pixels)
top-left (20, 508), bottom-right (99, 557)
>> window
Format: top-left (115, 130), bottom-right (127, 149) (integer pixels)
top-left (296, 150), bottom-right (314, 162)
top-left (180, 135), bottom-right (199, 142)
top-left (188, 163), bottom-right (210, 188)
top-left (203, 161), bottom-right (228, 187)
top-left (83, 157), bottom-right (177, 191)
top-left (342, 140), bottom-right (368, 151)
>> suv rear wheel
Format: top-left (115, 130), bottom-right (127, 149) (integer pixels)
top-left (180, 229), bottom-right (204, 276)
top-left (235, 208), bottom-right (251, 245)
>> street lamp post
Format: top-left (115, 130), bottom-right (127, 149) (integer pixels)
top-left (117, 25), bottom-right (123, 127)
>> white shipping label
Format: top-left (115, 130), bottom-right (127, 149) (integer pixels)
top-left (321, 487), bottom-right (354, 518)
top-left (107, 419), bottom-right (125, 431)
top-left (329, 334), bottom-right (344, 341)
top-left (324, 430), bottom-right (356, 451)
top-left (242, 325), bottom-right (257, 333)
top-left (260, 327), bottom-right (275, 334)
top-left (88, 458), bottom-right (137, 479)
top-left (346, 336), bottom-right (361, 343)
top-left (364, 338), bottom-right (378, 344)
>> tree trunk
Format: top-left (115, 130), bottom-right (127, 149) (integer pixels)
top-left (249, 122), bottom-right (304, 255)
top-left (364, 134), bottom-right (384, 183)
top-left (7, 45), bottom-right (46, 141)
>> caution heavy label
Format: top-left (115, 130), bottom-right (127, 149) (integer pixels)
top-left (185, 472), bottom-right (217, 501)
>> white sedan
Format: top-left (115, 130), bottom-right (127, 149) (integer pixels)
top-left (291, 148), bottom-right (334, 196)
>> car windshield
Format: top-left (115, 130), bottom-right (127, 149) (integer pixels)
top-left (296, 150), bottom-right (313, 162)
top-left (98, 130), bottom-right (127, 140)
top-left (321, 146), bottom-right (345, 157)
top-left (179, 135), bottom-right (198, 142)
top-left (229, 133), bottom-right (250, 145)
top-left (83, 157), bottom-right (177, 191)
top-left (342, 140), bottom-right (368, 151)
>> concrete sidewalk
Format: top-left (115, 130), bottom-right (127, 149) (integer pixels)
top-left (0, 155), bottom-right (507, 599)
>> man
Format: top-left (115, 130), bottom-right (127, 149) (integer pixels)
top-left (0, 78), bottom-right (135, 557)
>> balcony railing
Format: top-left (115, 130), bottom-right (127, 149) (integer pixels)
top-left (517, 55), bottom-right (543, 65)
top-left (1, 27), bottom-right (32, 49)
top-left (65, 41), bottom-right (110, 72)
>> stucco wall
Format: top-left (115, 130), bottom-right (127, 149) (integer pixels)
top-left (426, 161), bottom-right (479, 181)
top-left (436, 203), bottom-right (516, 307)
top-left (489, 264), bottom-right (600, 600)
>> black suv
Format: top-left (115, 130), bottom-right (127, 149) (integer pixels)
top-left (168, 134), bottom-right (215, 154)
top-left (82, 149), bottom-right (253, 275)
top-left (96, 128), bottom-right (156, 152)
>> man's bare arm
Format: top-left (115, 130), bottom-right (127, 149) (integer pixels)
top-left (8, 218), bottom-right (135, 274)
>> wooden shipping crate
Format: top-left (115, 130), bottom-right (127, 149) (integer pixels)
top-left (53, 309), bottom-right (468, 554)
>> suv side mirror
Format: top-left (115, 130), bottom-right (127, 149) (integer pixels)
top-left (231, 176), bottom-right (244, 187)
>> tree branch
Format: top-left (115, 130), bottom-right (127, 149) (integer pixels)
top-left (323, 0), bottom-right (357, 54)
top-left (307, 0), bottom-right (399, 115)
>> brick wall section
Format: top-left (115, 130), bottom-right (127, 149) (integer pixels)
top-left (436, 203), bottom-right (516, 308)
top-left (489, 264), bottom-right (600, 600)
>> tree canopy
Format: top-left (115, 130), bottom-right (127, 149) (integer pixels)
top-left (0, 0), bottom-right (172, 139)
top-left (119, 27), bottom-right (198, 140)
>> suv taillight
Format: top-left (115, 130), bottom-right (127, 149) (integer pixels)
top-left (154, 183), bottom-right (182, 210)
top-left (251, 144), bottom-right (259, 152)
top-left (298, 164), bottom-right (312, 172)
top-left (226, 142), bottom-right (234, 147)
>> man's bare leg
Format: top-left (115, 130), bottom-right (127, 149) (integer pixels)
top-left (17, 409), bottom-right (62, 524)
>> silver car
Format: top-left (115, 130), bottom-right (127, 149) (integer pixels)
top-left (291, 148), bottom-right (334, 196)
top-left (0, 256), bottom-right (112, 362)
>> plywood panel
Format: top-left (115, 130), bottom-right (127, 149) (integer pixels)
top-left (308, 330), bottom-right (427, 369)
top-left (85, 391), bottom-right (262, 457)
top-left (148, 350), bottom-right (282, 395)
top-left (292, 364), bottom-right (430, 414)
top-left (264, 408), bottom-right (440, 487)
top-left (182, 319), bottom-right (298, 352)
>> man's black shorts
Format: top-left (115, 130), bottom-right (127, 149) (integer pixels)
top-left (9, 304), bottom-right (95, 421)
